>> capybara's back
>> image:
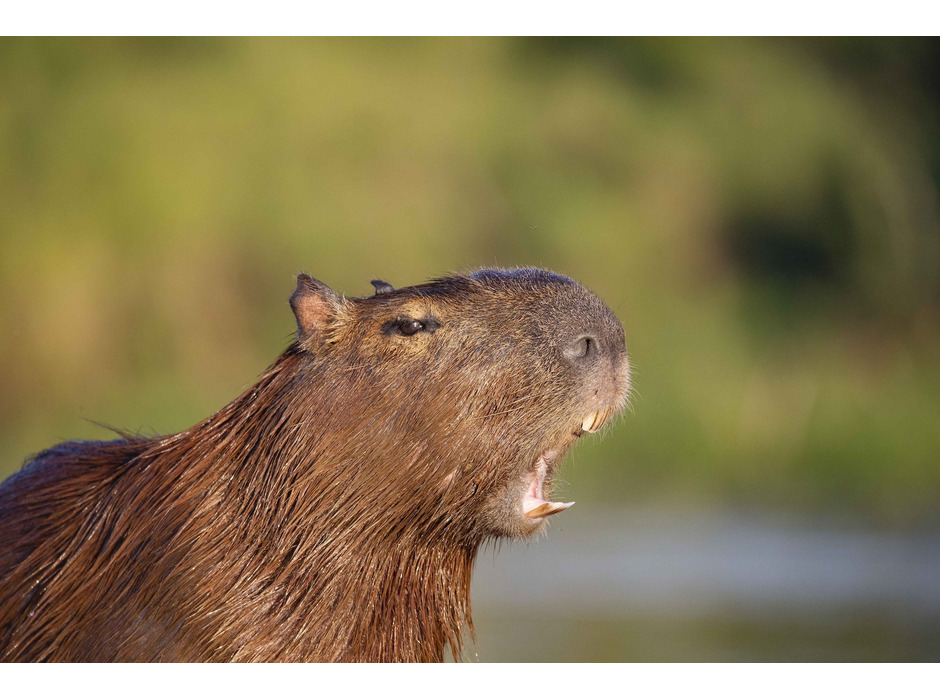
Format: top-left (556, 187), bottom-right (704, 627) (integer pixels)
top-left (0, 268), bottom-right (630, 662)
top-left (0, 438), bottom-right (172, 661)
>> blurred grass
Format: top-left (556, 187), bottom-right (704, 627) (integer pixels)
top-left (1, 37), bottom-right (938, 527)
top-left (472, 609), bottom-right (938, 662)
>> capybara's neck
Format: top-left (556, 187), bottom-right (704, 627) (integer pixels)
top-left (129, 349), bottom-right (479, 661)
top-left (1, 348), bottom-right (477, 661)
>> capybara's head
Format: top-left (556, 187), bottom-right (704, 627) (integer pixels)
top-left (289, 267), bottom-right (630, 541)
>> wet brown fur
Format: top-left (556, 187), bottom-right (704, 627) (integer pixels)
top-left (0, 268), bottom-right (629, 662)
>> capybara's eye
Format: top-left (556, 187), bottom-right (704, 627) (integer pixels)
top-left (382, 316), bottom-right (439, 336)
top-left (398, 318), bottom-right (425, 336)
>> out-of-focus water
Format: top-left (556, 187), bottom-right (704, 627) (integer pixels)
top-left (468, 507), bottom-right (940, 661)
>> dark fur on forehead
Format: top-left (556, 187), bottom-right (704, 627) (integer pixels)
top-left (469, 267), bottom-right (579, 288)
top-left (340, 268), bottom-right (613, 346)
top-left (363, 268), bottom-right (580, 303)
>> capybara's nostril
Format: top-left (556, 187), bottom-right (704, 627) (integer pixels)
top-left (565, 334), bottom-right (599, 363)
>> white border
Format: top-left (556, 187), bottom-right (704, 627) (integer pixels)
top-left (4, 1), bottom-right (938, 36)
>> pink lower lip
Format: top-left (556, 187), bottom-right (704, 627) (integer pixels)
top-left (522, 469), bottom-right (546, 514)
top-left (523, 454), bottom-right (574, 519)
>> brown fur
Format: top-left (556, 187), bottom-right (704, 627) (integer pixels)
top-left (0, 268), bottom-right (630, 662)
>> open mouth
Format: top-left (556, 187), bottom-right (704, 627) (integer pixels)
top-left (523, 408), bottom-right (612, 519)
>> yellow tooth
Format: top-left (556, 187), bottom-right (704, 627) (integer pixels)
top-left (525, 501), bottom-right (575, 518)
top-left (583, 409), bottom-right (609, 433)
top-left (582, 412), bottom-right (598, 432)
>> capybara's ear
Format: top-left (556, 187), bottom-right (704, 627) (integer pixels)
top-left (370, 279), bottom-right (395, 296)
top-left (290, 273), bottom-right (343, 340)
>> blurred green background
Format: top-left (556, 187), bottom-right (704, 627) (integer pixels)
top-left (2, 37), bottom-right (939, 661)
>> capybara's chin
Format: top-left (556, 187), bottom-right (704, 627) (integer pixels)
top-left (0, 266), bottom-right (630, 662)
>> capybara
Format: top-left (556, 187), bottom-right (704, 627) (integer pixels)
top-left (0, 268), bottom-right (630, 662)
